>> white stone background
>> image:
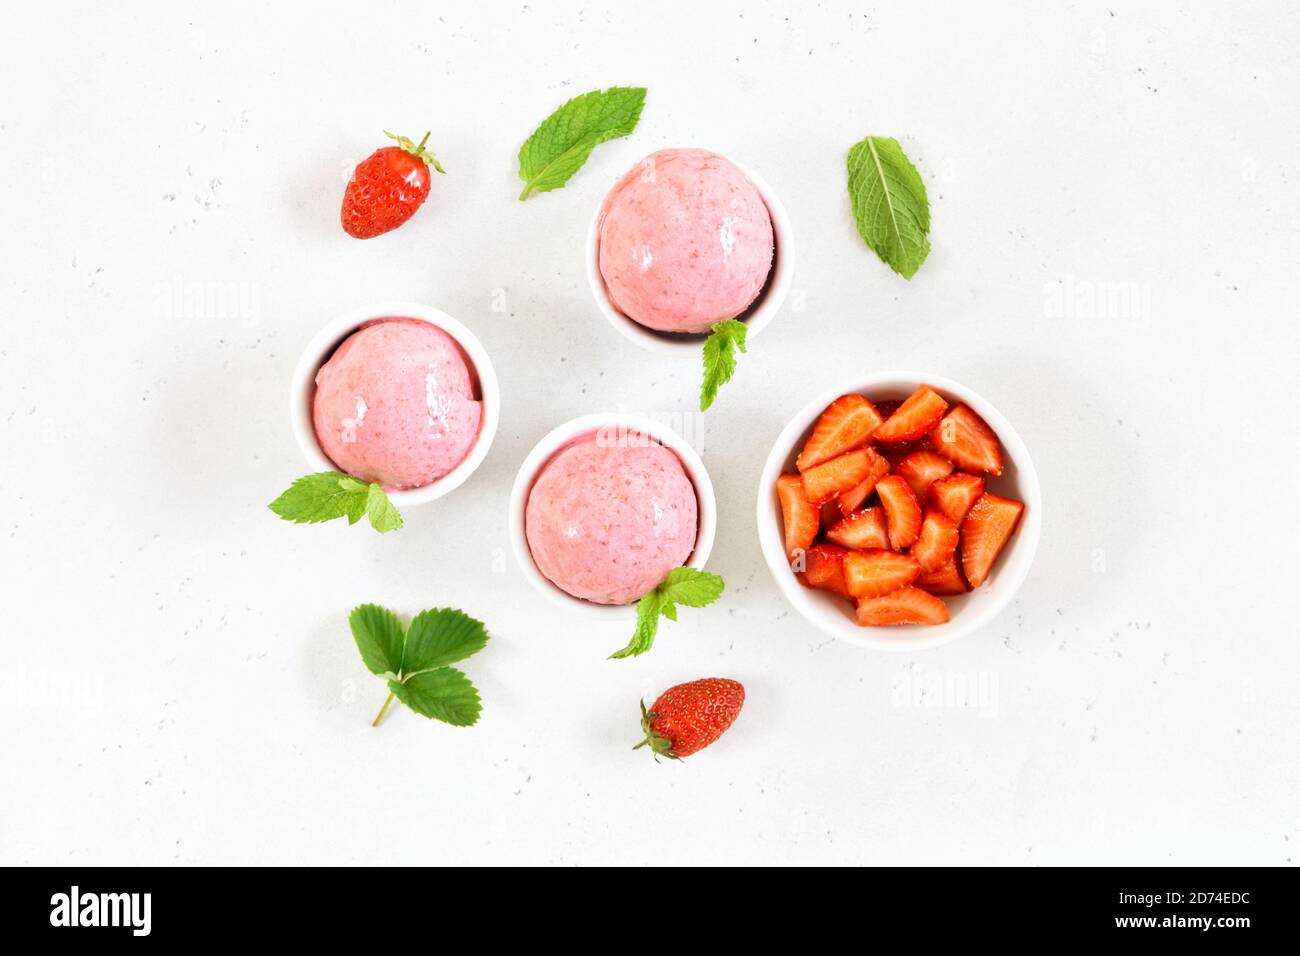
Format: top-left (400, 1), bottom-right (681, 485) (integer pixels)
top-left (2, 0), bottom-right (1297, 865)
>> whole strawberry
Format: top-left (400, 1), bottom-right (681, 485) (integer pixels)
top-left (635, 678), bottom-right (745, 761)
top-left (340, 131), bottom-right (445, 239)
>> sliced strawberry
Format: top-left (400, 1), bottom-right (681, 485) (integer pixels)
top-left (842, 549), bottom-right (921, 598)
top-left (928, 472), bottom-right (985, 525)
top-left (796, 394), bottom-right (883, 472)
top-left (875, 475), bottom-right (923, 550)
top-left (827, 506), bottom-right (889, 550)
top-left (855, 587), bottom-right (949, 626)
top-left (916, 556), bottom-right (970, 595)
top-left (895, 450), bottom-right (954, 500)
top-left (802, 543), bottom-right (852, 598)
top-left (930, 405), bottom-right (1004, 476)
top-left (879, 437), bottom-right (931, 470)
top-left (836, 451), bottom-right (890, 516)
top-left (910, 509), bottom-right (960, 573)
top-left (820, 499), bottom-right (843, 532)
top-left (873, 385), bottom-right (949, 443)
top-left (801, 447), bottom-right (877, 506)
top-left (776, 474), bottom-right (819, 561)
top-left (960, 493), bottom-right (1025, 587)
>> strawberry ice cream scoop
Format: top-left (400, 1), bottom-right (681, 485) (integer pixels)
top-left (312, 318), bottom-right (482, 490)
top-left (525, 433), bottom-right (699, 605)
top-left (597, 148), bottom-right (774, 334)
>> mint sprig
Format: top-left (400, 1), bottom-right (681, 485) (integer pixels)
top-left (269, 471), bottom-right (403, 534)
top-left (517, 86), bottom-right (647, 200)
top-left (349, 604), bottom-right (489, 728)
top-left (847, 135), bottom-right (931, 279)
top-left (699, 319), bottom-right (747, 412)
top-left (609, 567), bottom-right (725, 659)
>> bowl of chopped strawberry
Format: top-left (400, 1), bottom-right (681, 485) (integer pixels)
top-left (757, 373), bottom-right (1041, 650)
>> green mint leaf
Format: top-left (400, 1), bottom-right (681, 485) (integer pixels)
top-left (608, 568), bottom-right (726, 659)
top-left (269, 471), bottom-right (402, 533)
top-left (389, 668), bottom-right (482, 726)
top-left (846, 135), bottom-right (931, 279)
top-left (658, 567), bottom-right (725, 609)
top-left (609, 590), bottom-right (662, 659)
top-left (517, 86), bottom-right (646, 200)
top-left (401, 608), bottom-right (489, 676)
top-left (699, 319), bottom-right (748, 412)
top-left (349, 603), bottom-right (405, 677)
top-left (365, 483), bottom-right (404, 533)
top-left (268, 472), bottom-right (366, 524)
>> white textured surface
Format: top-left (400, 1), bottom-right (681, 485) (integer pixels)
top-left (2, 0), bottom-right (1297, 865)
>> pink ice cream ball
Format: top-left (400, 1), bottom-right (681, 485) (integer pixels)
top-left (597, 148), bottom-right (775, 334)
top-left (525, 433), bottom-right (699, 605)
top-left (312, 318), bottom-right (482, 490)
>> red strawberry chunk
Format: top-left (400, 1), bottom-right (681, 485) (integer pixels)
top-left (916, 556), bottom-right (970, 595)
top-left (801, 543), bottom-right (852, 598)
top-left (910, 509), bottom-right (960, 573)
top-left (960, 493), bottom-right (1025, 587)
top-left (776, 474), bottom-right (819, 562)
top-left (842, 549), bottom-right (921, 598)
top-left (930, 405), bottom-right (1004, 476)
top-left (875, 475), bottom-right (923, 550)
top-left (873, 385), bottom-right (949, 443)
top-left (837, 452), bottom-right (890, 517)
top-left (827, 506), bottom-right (889, 550)
top-left (928, 472), bottom-right (985, 525)
top-left (796, 394), bottom-right (884, 472)
top-left (801, 447), bottom-right (879, 505)
top-left (895, 450), bottom-right (954, 500)
top-left (855, 587), bottom-right (949, 626)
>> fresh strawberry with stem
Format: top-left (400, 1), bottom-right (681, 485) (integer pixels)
top-left (635, 678), bottom-right (745, 761)
top-left (341, 130), bottom-right (446, 239)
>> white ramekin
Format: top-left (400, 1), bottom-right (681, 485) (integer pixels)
top-left (289, 301), bottom-right (500, 508)
top-left (508, 412), bottom-right (717, 620)
top-left (756, 372), bottom-right (1042, 652)
top-left (585, 154), bottom-right (795, 355)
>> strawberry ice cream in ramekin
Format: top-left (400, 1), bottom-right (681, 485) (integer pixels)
top-left (508, 414), bottom-right (717, 617)
top-left (290, 302), bottom-right (499, 507)
top-left (312, 318), bottom-right (481, 489)
top-left (595, 148), bottom-right (774, 334)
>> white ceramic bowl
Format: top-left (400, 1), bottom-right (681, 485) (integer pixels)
top-left (757, 372), bottom-right (1042, 651)
top-left (585, 154), bottom-right (795, 355)
top-left (508, 412), bottom-right (717, 619)
top-left (289, 301), bottom-right (500, 507)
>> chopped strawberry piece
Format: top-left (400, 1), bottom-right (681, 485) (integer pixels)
top-left (802, 543), bottom-right (852, 598)
top-left (910, 509), bottom-right (960, 573)
top-left (776, 474), bottom-right (819, 561)
top-left (837, 451), bottom-right (890, 516)
top-left (801, 448), bottom-right (878, 505)
top-left (796, 394), bottom-right (883, 472)
top-left (930, 405), bottom-right (1004, 476)
top-left (960, 493), bottom-right (1025, 587)
top-left (820, 499), bottom-right (843, 532)
top-left (855, 587), bottom-right (949, 626)
top-left (842, 549), bottom-right (921, 598)
top-left (916, 556), bottom-right (970, 595)
top-left (827, 506), bottom-right (889, 550)
top-left (873, 385), bottom-right (949, 443)
top-left (895, 450), bottom-right (954, 500)
top-left (875, 475), bottom-right (923, 550)
top-left (928, 472), bottom-right (985, 525)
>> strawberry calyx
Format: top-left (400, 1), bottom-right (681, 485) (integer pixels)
top-left (632, 700), bottom-right (680, 762)
top-left (383, 130), bottom-right (447, 174)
